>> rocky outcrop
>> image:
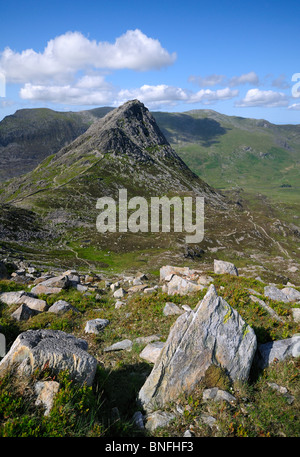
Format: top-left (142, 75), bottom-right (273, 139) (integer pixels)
top-left (0, 329), bottom-right (97, 386)
top-left (214, 259), bottom-right (238, 276)
top-left (138, 285), bottom-right (257, 412)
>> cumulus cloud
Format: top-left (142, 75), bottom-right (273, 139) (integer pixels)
top-left (236, 88), bottom-right (289, 107)
top-left (228, 71), bottom-right (259, 87)
top-left (272, 74), bottom-right (290, 89)
top-left (188, 74), bottom-right (226, 87)
top-left (0, 29), bottom-right (176, 84)
top-left (288, 103), bottom-right (300, 110)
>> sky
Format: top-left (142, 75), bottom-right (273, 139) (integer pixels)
top-left (0, 0), bottom-right (300, 124)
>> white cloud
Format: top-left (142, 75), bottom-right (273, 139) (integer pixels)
top-left (288, 103), bottom-right (300, 110)
top-left (190, 87), bottom-right (239, 104)
top-left (236, 88), bottom-right (289, 107)
top-left (0, 30), bottom-right (176, 84)
top-left (188, 74), bottom-right (226, 87)
top-left (228, 71), bottom-right (259, 87)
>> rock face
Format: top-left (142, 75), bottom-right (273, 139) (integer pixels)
top-left (255, 335), bottom-right (300, 369)
top-left (138, 285), bottom-right (256, 412)
top-left (0, 329), bottom-right (97, 386)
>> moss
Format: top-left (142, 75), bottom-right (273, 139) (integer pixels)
top-left (203, 365), bottom-right (231, 391)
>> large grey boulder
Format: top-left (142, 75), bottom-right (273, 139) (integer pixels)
top-left (166, 275), bottom-right (204, 295)
top-left (264, 285), bottom-right (290, 303)
top-left (0, 329), bottom-right (97, 386)
top-left (255, 335), bottom-right (300, 369)
top-left (0, 291), bottom-right (47, 312)
top-left (281, 287), bottom-right (300, 302)
top-left (138, 285), bottom-right (256, 412)
top-left (214, 259), bottom-right (238, 276)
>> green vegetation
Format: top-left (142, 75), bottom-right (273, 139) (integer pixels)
top-left (0, 271), bottom-right (299, 437)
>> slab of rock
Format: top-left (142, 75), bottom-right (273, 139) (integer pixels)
top-left (11, 303), bottom-right (39, 321)
top-left (35, 381), bottom-right (60, 415)
top-left (0, 329), bottom-right (97, 386)
top-left (0, 291), bottom-right (28, 305)
top-left (255, 335), bottom-right (300, 369)
top-left (163, 302), bottom-right (184, 316)
top-left (84, 318), bottom-right (110, 334)
top-left (30, 284), bottom-right (64, 295)
top-left (113, 288), bottom-right (127, 299)
top-left (0, 291), bottom-right (47, 312)
top-left (104, 339), bottom-right (133, 352)
top-left (134, 335), bottom-right (161, 345)
top-left (48, 300), bottom-right (79, 314)
top-left (127, 284), bottom-right (148, 294)
top-left (214, 259), bottom-right (238, 276)
top-left (138, 285), bottom-right (256, 412)
top-left (160, 265), bottom-right (201, 281)
top-left (203, 387), bottom-right (236, 404)
top-left (139, 342), bottom-right (165, 364)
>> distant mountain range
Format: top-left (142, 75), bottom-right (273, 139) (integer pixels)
top-left (1, 105), bottom-right (299, 203)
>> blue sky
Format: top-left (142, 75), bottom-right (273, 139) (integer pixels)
top-left (0, 0), bottom-right (300, 123)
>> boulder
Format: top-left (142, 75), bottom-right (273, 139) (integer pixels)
top-left (255, 335), bottom-right (300, 369)
top-left (0, 291), bottom-right (28, 305)
top-left (48, 300), bottom-right (79, 314)
top-left (202, 387), bottom-right (236, 404)
top-left (281, 287), bottom-right (300, 302)
top-left (214, 259), bottom-right (238, 276)
top-left (30, 274), bottom-right (70, 295)
top-left (138, 285), bottom-right (256, 412)
top-left (145, 410), bottom-right (175, 432)
top-left (139, 342), bottom-right (165, 364)
top-left (264, 285), bottom-right (290, 303)
top-left (104, 339), bottom-right (133, 352)
top-left (163, 302), bottom-right (184, 316)
top-left (160, 265), bottom-right (201, 282)
top-left (0, 291), bottom-right (47, 312)
top-left (11, 303), bottom-right (39, 321)
top-left (166, 275), bottom-right (204, 296)
top-left (84, 318), bottom-right (110, 334)
top-left (113, 288), bottom-right (127, 299)
top-left (0, 329), bottom-right (97, 386)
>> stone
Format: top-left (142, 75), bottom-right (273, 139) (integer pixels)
top-left (145, 410), bottom-right (175, 432)
top-left (48, 300), bottom-right (79, 314)
top-left (0, 291), bottom-right (47, 312)
top-left (197, 274), bottom-right (214, 286)
top-left (281, 287), bottom-right (300, 302)
top-left (35, 381), bottom-right (60, 415)
top-left (113, 288), bottom-right (127, 298)
top-left (138, 285), bottom-right (256, 412)
top-left (143, 287), bottom-right (156, 294)
top-left (255, 334), bottom-right (300, 369)
top-left (139, 342), bottom-right (165, 364)
top-left (104, 339), bottom-right (133, 352)
top-left (163, 302), bottom-right (184, 316)
top-left (30, 284), bottom-right (63, 295)
top-left (267, 382), bottom-right (295, 404)
top-left (292, 308), bottom-right (300, 323)
top-left (264, 285), bottom-right (290, 303)
top-left (0, 291), bottom-right (27, 306)
top-left (115, 300), bottom-right (126, 309)
top-left (36, 274), bottom-right (70, 289)
top-left (183, 430), bottom-right (194, 437)
top-left (166, 275), bottom-right (204, 295)
top-left (134, 335), bottom-right (161, 345)
top-left (160, 265), bottom-right (200, 281)
top-left (84, 318), bottom-right (110, 334)
top-left (0, 329), bottom-right (97, 386)
top-left (203, 388), bottom-right (236, 404)
top-left (214, 259), bottom-right (238, 276)
top-left (128, 284), bottom-right (148, 294)
top-left (199, 413), bottom-right (218, 429)
top-left (11, 303), bottom-right (39, 321)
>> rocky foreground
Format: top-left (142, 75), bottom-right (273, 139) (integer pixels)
top-left (0, 258), bottom-right (299, 436)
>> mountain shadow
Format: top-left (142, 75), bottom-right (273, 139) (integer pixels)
top-left (152, 112), bottom-right (229, 147)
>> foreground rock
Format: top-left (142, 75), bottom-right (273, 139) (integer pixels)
top-left (255, 335), bottom-right (300, 369)
top-left (138, 285), bottom-right (256, 412)
top-left (0, 329), bottom-right (97, 386)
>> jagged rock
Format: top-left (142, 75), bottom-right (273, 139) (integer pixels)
top-left (138, 285), bottom-right (256, 412)
top-left (0, 329), bottom-right (97, 386)
top-left (145, 410), bottom-right (175, 432)
top-left (214, 259), bottom-right (238, 276)
top-left (199, 413), bottom-right (218, 429)
top-left (0, 291), bottom-right (47, 311)
top-left (134, 335), bottom-right (161, 345)
top-left (11, 303), bottom-right (39, 321)
top-left (35, 381), bottom-right (60, 415)
top-left (0, 291), bottom-right (28, 305)
top-left (166, 275), bottom-right (204, 295)
top-left (139, 342), bottom-right (165, 364)
top-left (249, 295), bottom-right (285, 323)
top-left (30, 284), bottom-right (64, 295)
top-left (48, 300), bottom-right (79, 314)
top-left (264, 285), bottom-right (290, 303)
top-left (104, 339), bottom-right (133, 352)
top-left (127, 284), bottom-right (148, 294)
top-left (255, 334), bottom-right (300, 369)
top-left (160, 265), bottom-right (200, 281)
top-left (163, 302), bottom-right (184, 316)
top-left (84, 318), bottom-right (110, 334)
top-left (113, 288), bottom-right (127, 299)
top-left (115, 300), bottom-right (126, 309)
